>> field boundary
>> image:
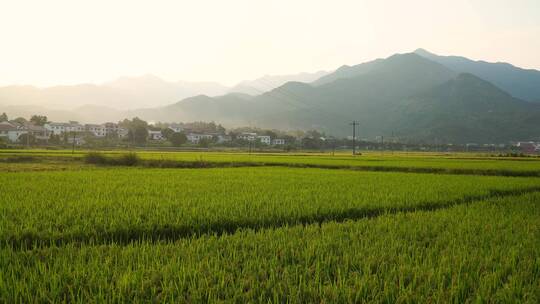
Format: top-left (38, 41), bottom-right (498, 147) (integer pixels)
top-left (80, 153), bottom-right (540, 177)
top-left (4, 186), bottom-right (540, 250)
top-left (127, 159), bottom-right (540, 177)
top-left (3, 153), bottom-right (540, 177)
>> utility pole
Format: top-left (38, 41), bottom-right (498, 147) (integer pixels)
top-left (72, 131), bottom-right (76, 154)
top-left (350, 121), bottom-right (359, 156)
top-left (391, 131), bottom-right (394, 154)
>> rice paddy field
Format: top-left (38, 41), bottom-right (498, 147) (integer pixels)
top-left (2, 149), bottom-right (540, 175)
top-left (1, 150), bottom-right (539, 302)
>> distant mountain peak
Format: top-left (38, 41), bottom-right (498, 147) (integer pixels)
top-left (413, 48), bottom-right (436, 57)
top-left (229, 70), bottom-right (329, 96)
top-left (414, 49), bottom-right (540, 102)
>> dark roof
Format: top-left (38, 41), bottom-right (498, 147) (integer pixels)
top-left (0, 122), bottom-right (16, 131)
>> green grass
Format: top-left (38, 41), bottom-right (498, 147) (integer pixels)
top-left (2, 191), bottom-right (539, 303)
top-left (2, 149), bottom-right (540, 176)
top-left (1, 167), bottom-right (539, 247)
top-left (1, 151), bottom-right (540, 302)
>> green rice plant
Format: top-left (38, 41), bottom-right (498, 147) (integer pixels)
top-left (1, 192), bottom-right (538, 303)
top-left (3, 149), bottom-right (540, 176)
top-left (1, 167), bottom-right (539, 248)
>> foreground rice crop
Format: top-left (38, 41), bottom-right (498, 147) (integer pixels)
top-left (1, 167), bottom-right (539, 247)
top-left (1, 153), bottom-right (539, 302)
top-left (1, 191), bottom-right (539, 302)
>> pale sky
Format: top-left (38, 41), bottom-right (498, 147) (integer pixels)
top-left (1, 0), bottom-right (539, 87)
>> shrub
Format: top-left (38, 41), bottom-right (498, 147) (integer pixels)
top-left (84, 152), bottom-right (108, 165)
top-left (84, 152), bottom-right (139, 166)
top-left (116, 153), bottom-right (139, 166)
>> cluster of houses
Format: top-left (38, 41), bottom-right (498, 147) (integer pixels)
top-left (0, 121), bottom-right (50, 143)
top-left (5, 118), bottom-right (536, 151)
top-left (516, 141), bottom-right (540, 154)
top-left (146, 124), bottom-right (286, 145)
top-left (0, 120), bottom-right (129, 144)
top-left (45, 121), bottom-right (129, 138)
top-left (0, 120), bottom-right (288, 146)
top-left (235, 132), bottom-right (285, 145)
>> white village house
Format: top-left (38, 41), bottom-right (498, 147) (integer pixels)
top-left (65, 121), bottom-right (85, 133)
top-left (187, 133), bottom-right (213, 144)
top-left (0, 122), bottom-right (17, 142)
top-left (272, 138), bottom-right (285, 145)
top-left (45, 121), bottom-right (84, 135)
top-left (148, 130), bottom-right (165, 141)
top-left (237, 132), bottom-right (257, 141)
top-left (85, 124), bottom-right (106, 137)
top-left (46, 121), bottom-right (127, 138)
top-left (44, 122), bottom-right (67, 135)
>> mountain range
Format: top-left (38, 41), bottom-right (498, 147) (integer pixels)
top-left (0, 71), bottom-right (329, 111)
top-left (1, 49), bottom-right (540, 143)
top-left (131, 51), bottom-right (540, 143)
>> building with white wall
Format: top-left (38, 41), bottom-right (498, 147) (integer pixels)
top-left (85, 124), bottom-right (106, 137)
top-left (187, 133), bottom-right (214, 144)
top-left (148, 130), bottom-right (165, 141)
top-left (272, 138), bottom-right (285, 145)
top-left (257, 135), bottom-right (271, 145)
top-left (237, 132), bottom-right (257, 141)
top-left (45, 122), bottom-right (68, 135)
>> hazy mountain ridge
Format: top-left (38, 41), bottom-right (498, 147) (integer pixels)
top-left (413, 48), bottom-right (540, 102)
top-left (146, 53), bottom-right (540, 142)
top-left (229, 71), bottom-right (329, 95)
top-left (2, 50), bottom-right (539, 143)
top-left (391, 73), bottom-right (540, 142)
top-left (311, 59), bottom-right (383, 86)
top-left (0, 75), bottom-right (230, 110)
top-left (0, 71), bottom-right (329, 114)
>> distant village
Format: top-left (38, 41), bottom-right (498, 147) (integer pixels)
top-left (0, 113), bottom-right (294, 149)
top-left (0, 112), bottom-right (539, 154)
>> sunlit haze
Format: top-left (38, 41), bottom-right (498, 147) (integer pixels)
top-left (1, 0), bottom-right (539, 87)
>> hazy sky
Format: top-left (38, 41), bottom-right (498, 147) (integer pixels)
top-left (1, 0), bottom-right (539, 87)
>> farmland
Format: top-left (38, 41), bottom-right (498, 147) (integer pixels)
top-left (1, 150), bottom-right (540, 302)
top-left (2, 149), bottom-right (540, 175)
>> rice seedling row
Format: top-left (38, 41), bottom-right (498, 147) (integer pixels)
top-left (2, 149), bottom-right (540, 176)
top-left (2, 167), bottom-right (539, 248)
top-left (1, 192), bottom-right (538, 303)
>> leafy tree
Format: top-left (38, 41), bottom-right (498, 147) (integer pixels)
top-left (0, 112), bottom-right (8, 122)
top-left (161, 128), bottom-right (175, 140)
top-left (18, 133), bottom-right (36, 145)
top-left (128, 128), bottom-right (149, 145)
top-left (302, 137), bottom-right (325, 150)
top-left (216, 124), bottom-right (226, 134)
top-left (30, 115), bottom-right (48, 126)
top-left (170, 132), bottom-right (187, 147)
top-left (198, 137), bottom-right (212, 148)
top-left (121, 117), bottom-right (149, 145)
top-left (12, 117), bottom-right (27, 124)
